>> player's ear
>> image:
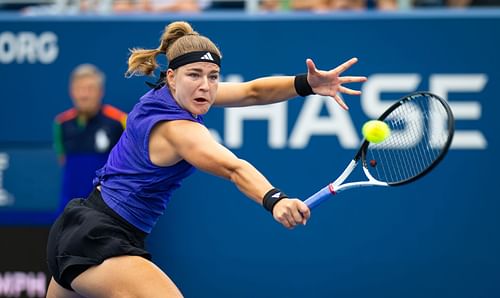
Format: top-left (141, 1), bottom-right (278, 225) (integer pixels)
top-left (166, 69), bottom-right (176, 91)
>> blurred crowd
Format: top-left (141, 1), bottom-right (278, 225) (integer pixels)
top-left (1, 0), bottom-right (499, 15)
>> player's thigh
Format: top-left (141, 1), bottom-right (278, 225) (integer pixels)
top-left (46, 278), bottom-right (83, 298)
top-left (71, 255), bottom-right (183, 298)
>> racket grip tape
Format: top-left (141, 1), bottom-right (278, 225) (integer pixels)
top-left (303, 184), bottom-right (335, 209)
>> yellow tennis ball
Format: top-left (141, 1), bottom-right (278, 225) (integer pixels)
top-left (362, 120), bottom-right (391, 143)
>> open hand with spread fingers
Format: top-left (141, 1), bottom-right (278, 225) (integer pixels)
top-left (306, 57), bottom-right (367, 110)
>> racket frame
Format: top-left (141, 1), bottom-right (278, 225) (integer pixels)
top-left (304, 91), bottom-right (455, 209)
top-left (359, 91), bottom-right (455, 186)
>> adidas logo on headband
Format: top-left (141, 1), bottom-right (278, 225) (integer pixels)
top-left (200, 52), bottom-right (214, 61)
top-left (168, 51), bottom-right (221, 70)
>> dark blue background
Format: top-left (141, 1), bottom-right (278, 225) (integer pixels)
top-left (0, 10), bottom-right (499, 297)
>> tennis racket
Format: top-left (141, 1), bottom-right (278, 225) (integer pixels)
top-left (304, 91), bottom-right (455, 209)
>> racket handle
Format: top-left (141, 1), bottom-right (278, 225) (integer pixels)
top-left (303, 184), bottom-right (335, 210)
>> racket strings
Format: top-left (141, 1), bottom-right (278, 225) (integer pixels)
top-left (367, 94), bottom-right (451, 184)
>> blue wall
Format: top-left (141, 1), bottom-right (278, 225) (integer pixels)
top-left (1, 10), bottom-right (499, 297)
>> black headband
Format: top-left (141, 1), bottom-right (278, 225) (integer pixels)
top-left (168, 51), bottom-right (221, 70)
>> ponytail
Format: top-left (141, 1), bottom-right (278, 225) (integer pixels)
top-left (125, 21), bottom-right (221, 78)
top-left (125, 48), bottom-right (162, 77)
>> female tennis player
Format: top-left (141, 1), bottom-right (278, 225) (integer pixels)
top-left (46, 21), bottom-right (367, 297)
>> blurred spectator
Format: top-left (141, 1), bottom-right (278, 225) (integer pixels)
top-left (290, 0), bottom-right (329, 11)
top-left (207, 0), bottom-right (244, 10)
top-left (260, 0), bottom-right (283, 11)
top-left (113, 0), bottom-right (205, 12)
top-left (446, 0), bottom-right (470, 6)
top-left (53, 64), bottom-right (126, 214)
top-left (414, 0), bottom-right (500, 6)
top-left (290, 0), bottom-right (397, 11)
top-left (330, 0), bottom-right (366, 9)
top-left (375, 0), bottom-right (398, 9)
top-left (22, 0), bottom-right (114, 15)
top-left (331, 0), bottom-right (398, 9)
top-left (413, 0), bottom-right (445, 6)
top-left (451, 0), bottom-right (500, 5)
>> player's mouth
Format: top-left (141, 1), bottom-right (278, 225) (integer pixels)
top-left (193, 97), bottom-right (209, 104)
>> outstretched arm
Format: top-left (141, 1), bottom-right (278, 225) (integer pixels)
top-left (152, 119), bottom-right (310, 229)
top-left (214, 57), bottom-right (367, 110)
top-left (214, 76), bottom-right (296, 107)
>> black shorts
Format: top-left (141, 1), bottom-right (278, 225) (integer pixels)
top-left (47, 188), bottom-right (151, 291)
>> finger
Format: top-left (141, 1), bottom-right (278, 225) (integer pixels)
top-left (291, 207), bottom-right (304, 224)
top-left (282, 219), bottom-right (293, 229)
top-left (339, 86), bottom-right (362, 95)
top-left (284, 212), bottom-right (298, 228)
top-left (333, 57), bottom-right (358, 75)
top-left (334, 93), bottom-right (349, 110)
top-left (339, 76), bottom-right (368, 84)
top-left (306, 58), bottom-right (318, 75)
top-left (275, 210), bottom-right (294, 229)
top-left (281, 218), bottom-right (293, 229)
top-left (275, 213), bottom-right (291, 229)
top-left (298, 203), bottom-right (311, 225)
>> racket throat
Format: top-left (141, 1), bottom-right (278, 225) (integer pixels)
top-left (328, 183), bottom-right (337, 195)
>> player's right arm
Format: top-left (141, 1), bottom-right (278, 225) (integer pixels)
top-left (149, 120), bottom-right (310, 228)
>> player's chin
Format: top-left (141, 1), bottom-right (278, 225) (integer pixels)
top-left (191, 104), bottom-right (211, 115)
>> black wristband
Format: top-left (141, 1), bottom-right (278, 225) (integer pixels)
top-left (262, 188), bottom-right (288, 213)
top-left (294, 74), bottom-right (314, 97)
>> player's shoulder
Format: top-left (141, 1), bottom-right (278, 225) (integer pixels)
top-left (55, 108), bottom-right (78, 124)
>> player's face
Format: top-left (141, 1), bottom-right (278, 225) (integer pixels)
top-left (169, 62), bottom-right (220, 116)
top-left (70, 75), bottom-right (103, 116)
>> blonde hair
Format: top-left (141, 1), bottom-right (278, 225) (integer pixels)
top-left (126, 21), bottom-right (222, 77)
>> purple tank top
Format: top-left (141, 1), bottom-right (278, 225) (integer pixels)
top-left (93, 86), bottom-right (203, 233)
